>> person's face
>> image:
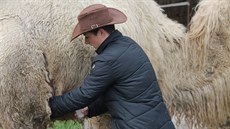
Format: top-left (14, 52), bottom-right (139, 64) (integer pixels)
top-left (83, 31), bottom-right (102, 49)
top-left (83, 28), bottom-right (109, 49)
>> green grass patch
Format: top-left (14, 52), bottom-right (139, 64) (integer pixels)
top-left (48, 120), bottom-right (83, 129)
top-left (0, 120), bottom-right (82, 129)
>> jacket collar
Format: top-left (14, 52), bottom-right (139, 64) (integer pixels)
top-left (96, 30), bottom-right (122, 54)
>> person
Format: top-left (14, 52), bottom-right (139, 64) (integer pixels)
top-left (49, 3), bottom-right (175, 129)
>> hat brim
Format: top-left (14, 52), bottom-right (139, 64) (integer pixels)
top-left (71, 8), bottom-right (127, 41)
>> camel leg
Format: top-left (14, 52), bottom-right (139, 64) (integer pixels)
top-left (83, 114), bottom-right (111, 129)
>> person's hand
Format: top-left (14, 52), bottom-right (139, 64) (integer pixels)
top-left (75, 107), bottom-right (88, 119)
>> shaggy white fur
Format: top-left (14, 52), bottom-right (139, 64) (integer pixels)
top-left (1, 0), bottom-right (229, 129)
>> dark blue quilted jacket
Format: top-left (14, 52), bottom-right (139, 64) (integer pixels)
top-left (49, 30), bottom-right (175, 129)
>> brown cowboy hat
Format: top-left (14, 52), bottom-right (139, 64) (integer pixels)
top-left (71, 4), bottom-right (127, 41)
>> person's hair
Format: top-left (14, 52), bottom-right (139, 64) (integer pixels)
top-left (90, 24), bottom-right (115, 35)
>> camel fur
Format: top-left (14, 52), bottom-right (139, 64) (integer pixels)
top-left (1, 0), bottom-right (230, 129)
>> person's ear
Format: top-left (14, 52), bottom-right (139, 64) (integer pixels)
top-left (98, 28), bottom-right (104, 36)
